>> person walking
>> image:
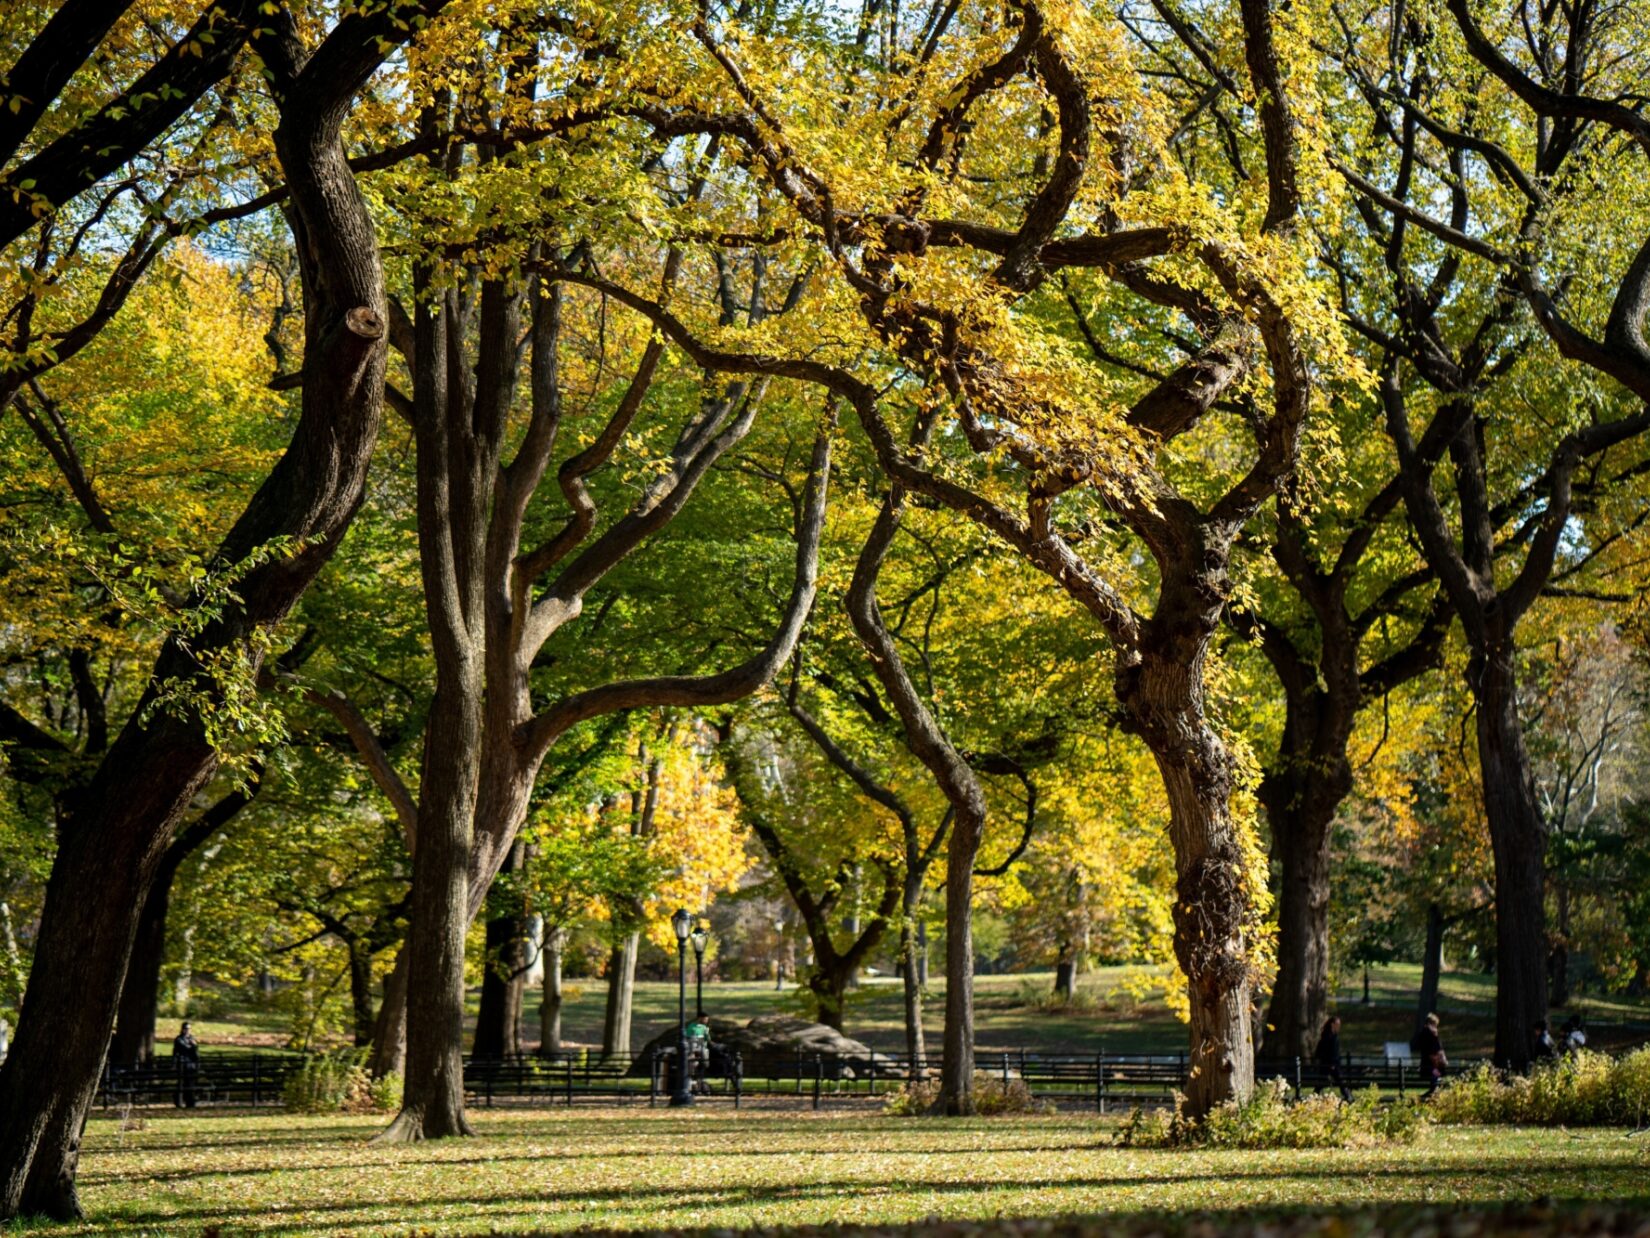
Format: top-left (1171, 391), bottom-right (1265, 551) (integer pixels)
top-left (1412, 1012), bottom-right (1446, 1099)
top-left (173, 1021), bottom-right (201, 1108)
top-left (1314, 1015), bottom-right (1352, 1102)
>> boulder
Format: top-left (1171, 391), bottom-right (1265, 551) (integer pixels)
top-left (628, 1014), bottom-right (878, 1078)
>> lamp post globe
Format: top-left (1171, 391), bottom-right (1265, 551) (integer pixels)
top-left (670, 908), bottom-right (694, 1107)
top-left (690, 925), bottom-right (709, 1020)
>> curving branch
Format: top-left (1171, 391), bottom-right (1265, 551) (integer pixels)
top-left (519, 414), bottom-right (834, 763)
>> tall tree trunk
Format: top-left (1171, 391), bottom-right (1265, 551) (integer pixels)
top-left (0, 733), bottom-right (204, 1219)
top-left (368, 947), bottom-right (409, 1079)
top-left (378, 677), bottom-right (481, 1142)
top-left (0, 4), bottom-right (421, 1208)
top-left (1124, 627), bottom-right (1259, 1119)
top-left (1549, 884), bottom-right (1571, 1009)
top-left (539, 926), bottom-right (565, 1055)
top-left (1416, 902), bottom-right (1445, 1036)
top-left (1474, 648), bottom-right (1548, 1070)
top-left (601, 934), bottom-right (639, 1059)
top-left (109, 874), bottom-right (171, 1069)
top-left (936, 806), bottom-right (982, 1114)
top-left (473, 912), bottom-right (527, 1059)
top-left (843, 487), bottom-right (986, 1117)
top-left (347, 938), bottom-right (376, 1048)
top-left (900, 894), bottom-right (927, 1078)
top-left (1263, 784), bottom-right (1341, 1060)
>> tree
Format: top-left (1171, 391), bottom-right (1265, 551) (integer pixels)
top-left (1333, 0), bottom-right (1650, 1066)
top-left (544, 0), bottom-right (1329, 1116)
top-left (0, 0), bottom-right (452, 1217)
top-left (1229, 388), bottom-right (1451, 1058)
top-left (378, 247), bottom-right (833, 1129)
top-left (721, 708), bottom-right (906, 1034)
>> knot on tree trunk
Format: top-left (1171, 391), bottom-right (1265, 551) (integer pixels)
top-left (1173, 844), bottom-right (1251, 993)
top-left (345, 306), bottom-right (386, 339)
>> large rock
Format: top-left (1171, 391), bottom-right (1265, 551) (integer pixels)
top-left (720, 1015), bottom-right (877, 1074)
top-left (628, 1014), bottom-right (878, 1078)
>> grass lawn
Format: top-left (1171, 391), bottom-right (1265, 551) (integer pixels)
top-left (21, 1108), bottom-right (1647, 1237)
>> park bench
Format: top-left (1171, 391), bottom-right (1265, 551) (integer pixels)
top-left (100, 1052), bottom-right (301, 1108)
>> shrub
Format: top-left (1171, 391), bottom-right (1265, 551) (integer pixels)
top-left (282, 1049), bottom-right (400, 1114)
top-left (1429, 1049), bottom-right (1650, 1127)
top-left (883, 1071), bottom-right (1055, 1116)
top-left (1117, 1078), bottom-right (1427, 1149)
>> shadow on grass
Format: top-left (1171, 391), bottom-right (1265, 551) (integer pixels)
top-left (525, 1200), bottom-right (1650, 1238)
top-left (82, 1155), bottom-right (1650, 1232)
top-left (77, 1137), bottom-right (1119, 1187)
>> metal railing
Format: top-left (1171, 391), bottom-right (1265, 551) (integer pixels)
top-left (99, 1044), bottom-right (1597, 1112)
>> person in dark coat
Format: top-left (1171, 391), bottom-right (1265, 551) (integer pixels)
top-left (173, 1021), bottom-right (201, 1108)
top-left (1533, 1019), bottom-right (1558, 1064)
top-left (1314, 1015), bottom-right (1352, 1102)
top-left (1411, 1012), bottom-right (1446, 1098)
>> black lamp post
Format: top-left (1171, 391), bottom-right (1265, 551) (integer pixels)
top-left (670, 908), bottom-right (694, 1107)
top-left (691, 924), bottom-right (709, 1020)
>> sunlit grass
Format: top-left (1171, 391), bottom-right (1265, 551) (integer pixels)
top-left (17, 1106), bottom-right (1646, 1237)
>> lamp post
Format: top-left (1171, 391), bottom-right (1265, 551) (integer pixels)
top-left (691, 924), bottom-right (709, 1020)
top-left (670, 908), bottom-right (694, 1107)
top-left (774, 914), bottom-right (786, 991)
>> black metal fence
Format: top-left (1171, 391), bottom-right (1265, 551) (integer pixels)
top-left (97, 1046), bottom-right (1467, 1112)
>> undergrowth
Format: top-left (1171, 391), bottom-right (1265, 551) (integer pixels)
top-left (883, 1070), bottom-right (1055, 1116)
top-left (282, 1049), bottom-right (402, 1114)
top-left (1117, 1078), bottom-right (1427, 1148)
top-left (1430, 1048), bottom-right (1650, 1127)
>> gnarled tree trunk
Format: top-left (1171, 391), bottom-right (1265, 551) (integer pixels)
top-left (1122, 619), bottom-right (1259, 1118)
